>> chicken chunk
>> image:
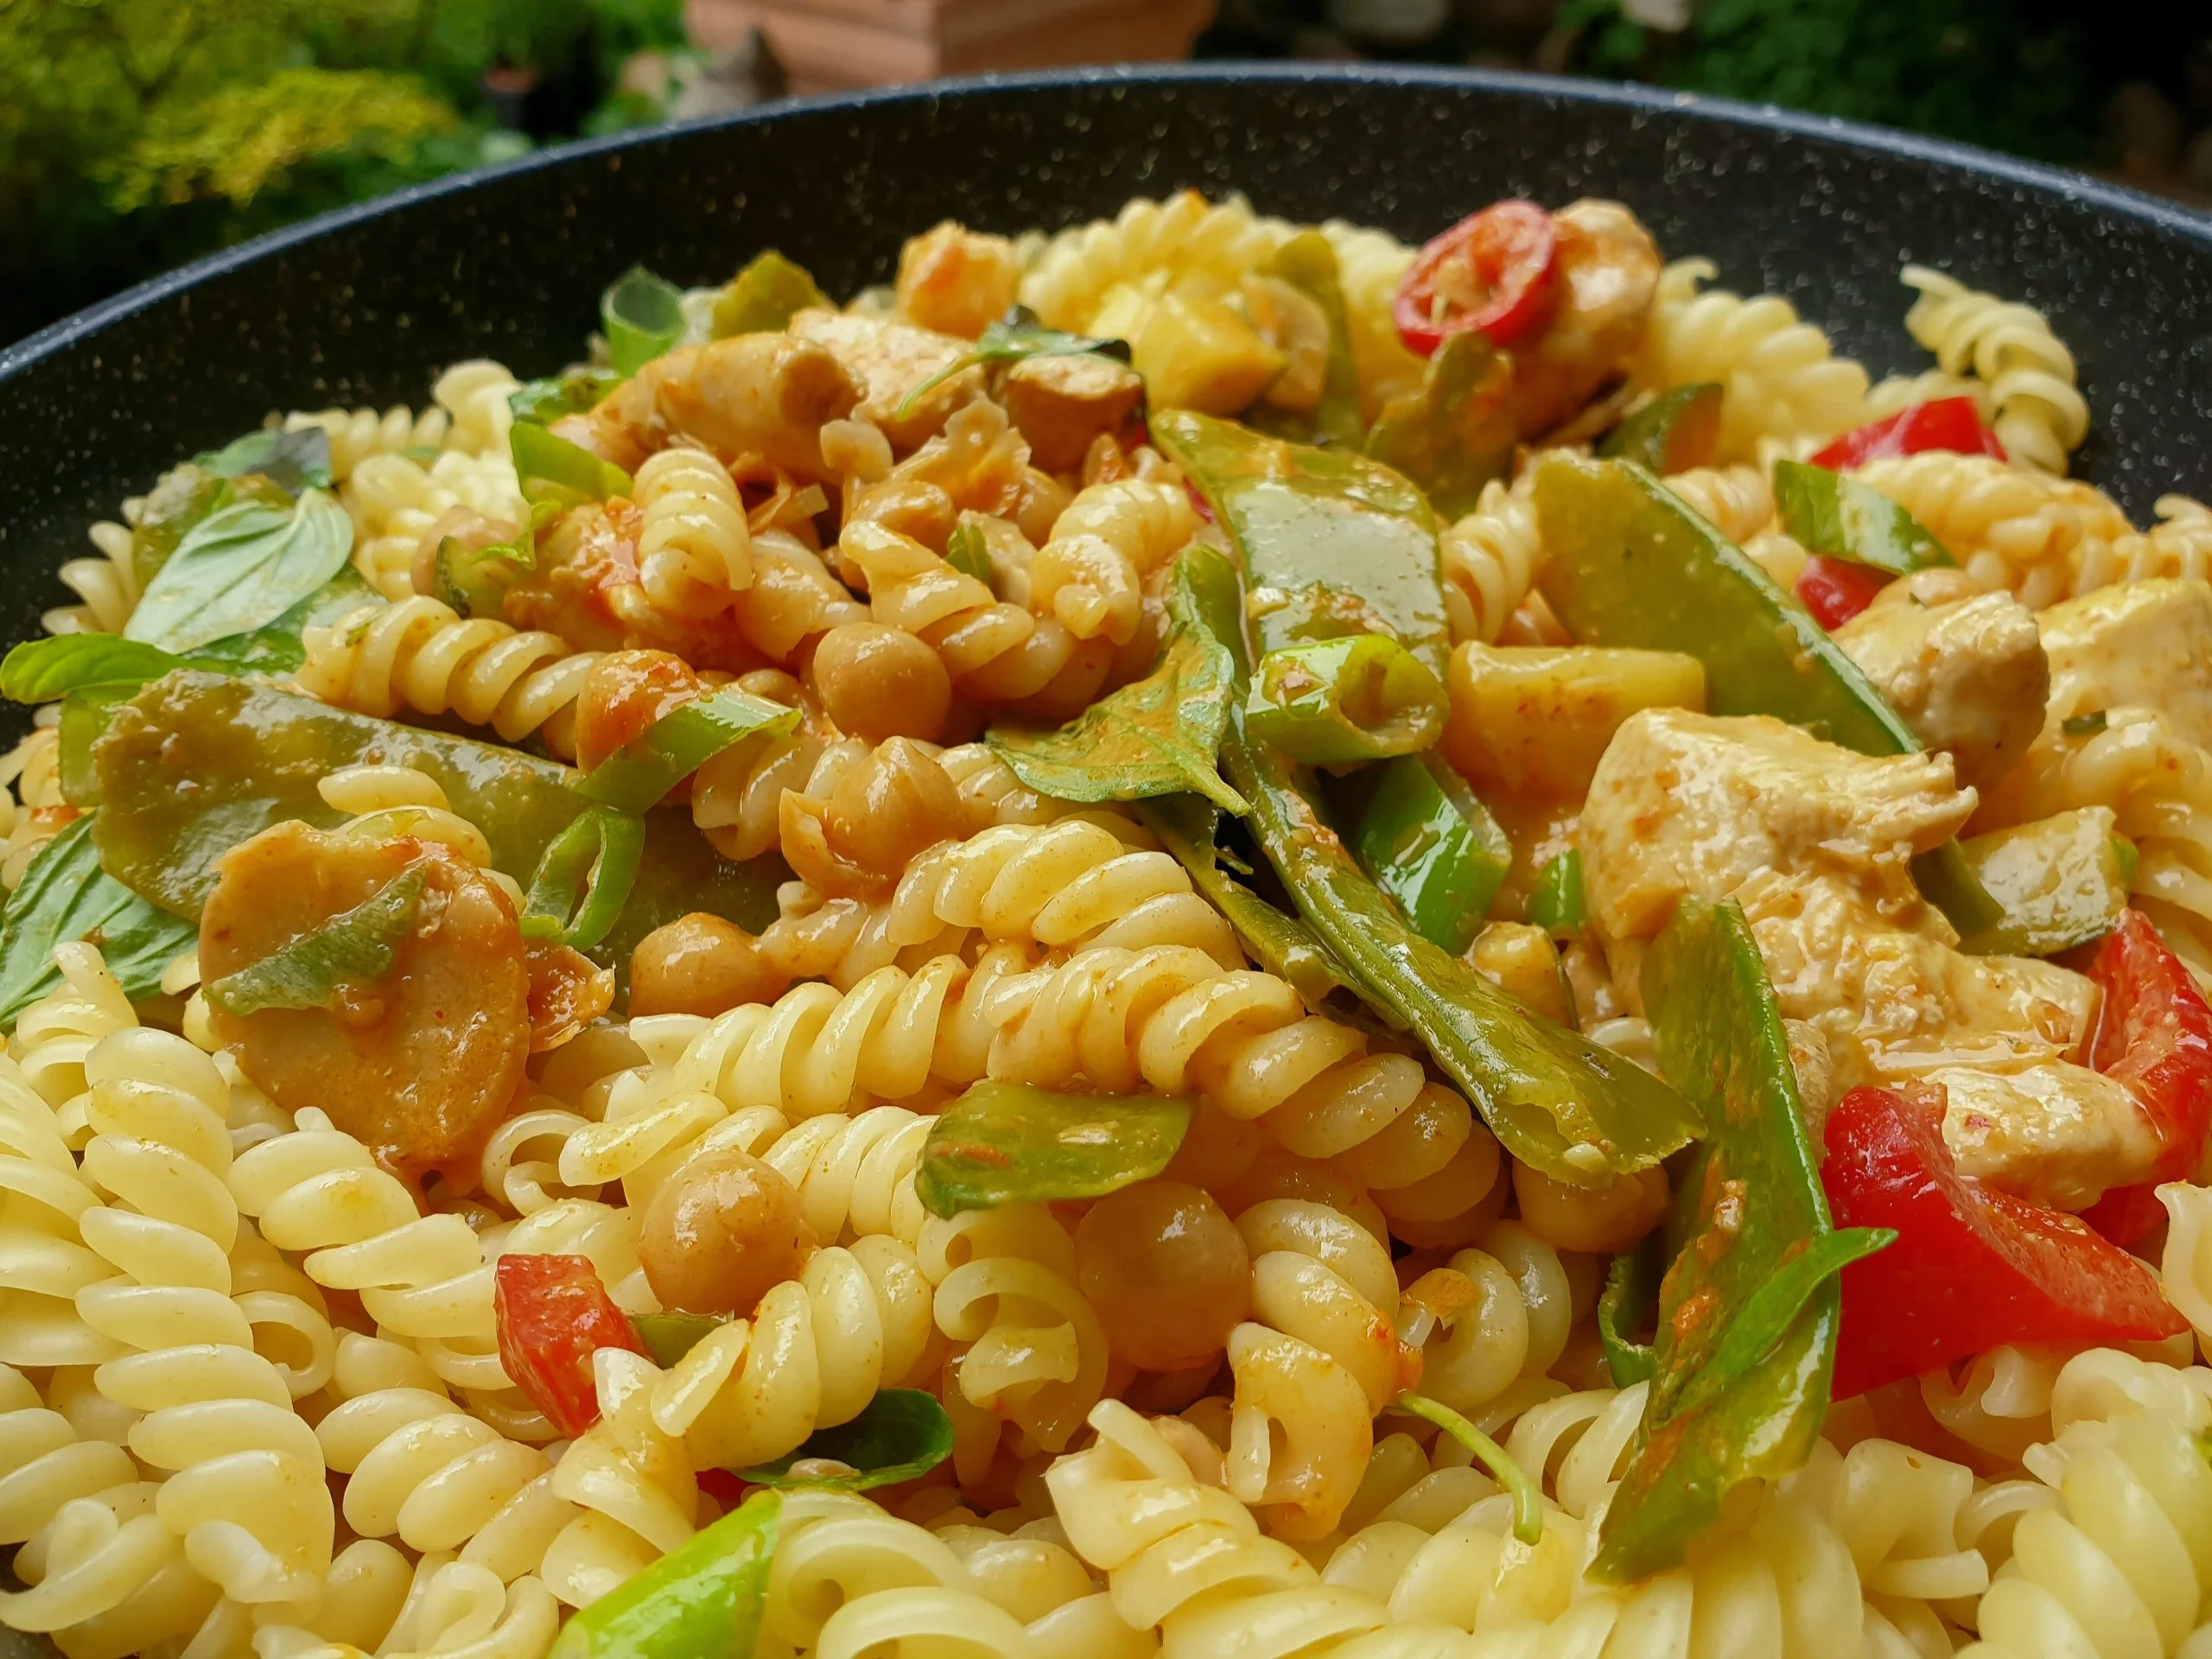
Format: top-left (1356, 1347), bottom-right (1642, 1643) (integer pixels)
top-left (2035, 577), bottom-right (2212, 745)
top-left (788, 308), bottom-right (985, 451)
top-left (1834, 571), bottom-right (2050, 789)
top-left (1510, 199), bottom-right (1662, 439)
top-left (895, 220), bottom-right (1022, 340)
top-left (1928, 1063), bottom-right (2160, 1211)
top-left (585, 334), bottom-right (862, 480)
top-left (1001, 352), bottom-right (1147, 473)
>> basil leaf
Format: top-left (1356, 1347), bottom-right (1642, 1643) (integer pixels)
top-left (0, 816), bottom-right (197, 1028)
top-left (195, 425), bottom-right (333, 493)
top-left (1598, 1242), bottom-right (1660, 1388)
top-left (124, 490), bottom-right (353, 654)
top-left (711, 250), bottom-right (829, 339)
top-left (578, 687), bottom-right (800, 815)
top-left (602, 266), bottom-right (687, 377)
top-left (736, 1389), bottom-right (953, 1492)
top-left (2, 638), bottom-right (184, 703)
top-left (509, 368), bottom-right (623, 427)
top-left (188, 564), bottom-right (381, 678)
top-left (632, 1312), bottom-right (727, 1368)
top-left (944, 518), bottom-right (995, 587)
top-left (204, 865), bottom-right (426, 1017)
top-left (512, 421), bottom-right (632, 512)
top-left (987, 546), bottom-right (1248, 813)
top-left (915, 1081), bottom-right (1193, 1218)
top-left (895, 304), bottom-right (1132, 419)
top-left (522, 808), bottom-right (646, 950)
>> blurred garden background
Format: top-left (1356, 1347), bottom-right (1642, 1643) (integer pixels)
top-left (2, 0), bottom-right (2207, 349)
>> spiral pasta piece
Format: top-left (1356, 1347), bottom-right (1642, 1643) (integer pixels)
top-left (1634, 258), bottom-right (1872, 462)
top-left (295, 594), bottom-right (601, 759)
top-left (286, 400), bottom-right (449, 481)
top-left (1440, 478), bottom-right (1544, 645)
top-left (987, 946), bottom-right (1496, 1237)
top-left (0, 1052), bottom-right (115, 1370)
top-left (1900, 266), bottom-right (2088, 474)
top-left (632, 445), bottom-right (753, 618)
top-left (72, 1028), bottom-right (335, 1606)
top-left (2071, 495), bottom-right (2212, 598)
top-left (1408, 1222), bottom-right (1581, 1432)
top-left (340, 445), bottom-right (527, 600)
top-left (1031, 479), bottom-right (1198, 646)
top-left (432, 359), bottom-right (522, 459)
top-left (1019, 190), bottom-right (1291, 334)
top-left (1318, 219), bottom-right (1427, 422)
top-left (1, 726), bottom-right (67, 892)
top-left (43, 506), bottom-right (139, 638)
top-left (13, 944), bottom-right (137, 1156)
top-left (1853, 451), bottom-right (2133, 609)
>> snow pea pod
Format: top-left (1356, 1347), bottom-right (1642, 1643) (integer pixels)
top-left (1342, 753), bottom-right (1510, 954)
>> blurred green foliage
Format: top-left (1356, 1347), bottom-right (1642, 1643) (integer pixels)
top-left (0, 0), bottom-right (689, 346)
top-left (1556, 0), bottom-right (2098, 163)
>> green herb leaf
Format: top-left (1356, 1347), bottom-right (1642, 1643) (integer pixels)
top-left (1598, 384), bottom-right (1723, 474)
top-left (895, 305), bottom-right (1133, 419)
top-left (988, 547), bottom-right (1248, 813)
top-left (736, 1390), bottom-right (954, 1491)
top-left (944, 518), bottom-right (995, 587)
top-left (546, 1489), bottom-right (779, 1659)
top-left (1244, 634), bottom-right (1447, 765)
top-left (523, 808), bottom-right (646, 950)
top-left (2, 637), bottom-right (185, 703)
top-left (1597, 1242), bottom-right (1660, 1388)
top-left (602, 266), bottom-right (688, 377)
top-left (509, 368), bottom-right (624, 427)
top-left (632, 1312), bottom-right (727, 1368)
top-left (123, 490), bottom-right (353, 655)
top-left (511, 422), bottom-right (632, 512)
top-left (1770, 458), bottom-right (1952, 577)
top-left (1393, 1393), bottom-right (1542, 1545)
top-left (915, 1081), bottom-right (1193, 1217)
top-left (1592, 898), bottom-right (1842, 1583)
top-left (578, 686), bottom-right (799, 815)
top-left (1528, 850), bottom-right (1586, 937)
top-left (711, 250), bottom-right (830, 339)
top-left (204, 864), bottom-right (426, 1017)
top-left (2063, 709), bottom-right (2109, 738)
top-left (195, 424), bottom-right (334, 493)
top-left (1363, 331), bottom-right (1518, 523)
top-left (0, 816), bottom-right (197, 1029)
top-left (188, 564), bottom-right (382, 678)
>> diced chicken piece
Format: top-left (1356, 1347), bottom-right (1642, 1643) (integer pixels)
top-left (788, 308), bottom-right (985, 451)
top-left (1929, 1064), bottom-right (2161, 1211)
top-left (1510, 199), bottom-right (1662, 439)
top-left (895, 220), bottom-right (1022, 340)
top-left (586, 335), bottom-right (862, 480)
top-left (1581, 709), bottom-right (1973, 944)
top-left (2035, 577), bottom-right (2212, 746)
top-left (1001, 353), bottom-right (1146, 473)
top-left (1834, 572), bottom-right (2050, 789)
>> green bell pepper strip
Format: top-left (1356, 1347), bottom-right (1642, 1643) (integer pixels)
top-left (601, 266), bottom-right (688, 377)
top-left (1247, 231), bottom-right (1364, 449)
top-left (1956, 807), bottom-right (2134, 957)
top-left (1245, 635), bottom-right (1447, 766)
top-left (519, 808), bottom-right (647, 951)
top-left (1362, 331), bottom-right (1517, 523)
top-left (86, 672), bottom-right (780, 988)
top-left (578, 685), bottom-right (800, 814)
top-left (1596, 1241), bottom-right (1660, 1388)
top-left (1343, 754), bottom-right (1510, 954)
top-left (1153, 410), bottom-right (1451, 681)
top-left (1392, 1392), bottom-right (1542, 1545)
top-left (1532, 454), bottom-right (2001, 939)
top-left (511, 421), bottom-right (632, 512)
top-left (546, 1489), bottom-right (779, 1659)
top-left (712, 250), bottom-right (830, 338)
top-left (1592, 897), bottom-right (1872, 1582)
top-left (1598, 384), bottom-right (1723, 474)
top-left (1770, 458), bottom-right (1952, 577)
top-left (1526, 850), bottom-right (1586, 938)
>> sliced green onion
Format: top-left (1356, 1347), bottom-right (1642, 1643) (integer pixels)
top-left (944, 519), bottom-right (994, 587)
top-left (1393, 1392), bottom-right (1542, 1545)
top-left (511, 421), bottom-right (632, 512)
top-left (602, 266), bottom-right (688, 376)
top-left (523, 809), bottom-right (645, 950)
top-left (711, 250), bottom-right (829, 339)
top-left (434, 531), bottom-right (536, 620)
top-left (206, 865), bottom-right (426, 1016)
top-left (1244, 635), bottom-right (1447, 766)
top-left (578, 685), bottom-right (800, 814)
top-left (509, 368), bottom-right (624, 426)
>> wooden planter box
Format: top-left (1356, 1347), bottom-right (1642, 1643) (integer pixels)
top-left (689, 0), bottom-right (1219, 94)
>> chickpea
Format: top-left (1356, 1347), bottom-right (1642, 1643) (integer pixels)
top-left (811, 622), bottom-right (951, 744)
top-left (820, 738), bottom-right (966, 881)
top-left (574, 649), bottom-right (706, 773)
top-left (639, 1145), bottom-right (817, 1316)
top-left (1511, 1160), bottom-right (1670, 1255)
top-left (1074, 1181), bottom-right (1249, 1373)
top-left (628, 913), bottom-right (787, 1018)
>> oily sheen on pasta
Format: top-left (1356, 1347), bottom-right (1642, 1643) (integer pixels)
top-left (4, 185), bottom-right (2210, 1659)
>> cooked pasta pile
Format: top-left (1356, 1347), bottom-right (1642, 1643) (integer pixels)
top-left (4, 188), bottom-right (2212, 1659)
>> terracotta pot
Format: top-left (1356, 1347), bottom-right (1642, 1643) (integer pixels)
top-left (688, 0), bottom-right (1219, 93)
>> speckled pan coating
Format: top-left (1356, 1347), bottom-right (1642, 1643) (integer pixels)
top-left (3, 62), bottom-right (2209, 667)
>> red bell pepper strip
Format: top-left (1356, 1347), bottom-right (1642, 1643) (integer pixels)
top-left (494, 1253), bottom-right (651, 1439)
top-left (2078, 910), bottom-right (2212, 1246)
top-left (1393, 200), bottom-right (1560, 355)
top-left (1796, 553), bottom-right (1889, 630)
top-left (1808, 397), bottom-right (2007, 471)
top-left (1823, 1084), bottom-right (2184, 1400)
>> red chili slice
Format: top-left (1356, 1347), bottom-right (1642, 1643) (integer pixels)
top-left (1796, 553), bottom-right (1889, 630)
top-left (1393, 200), bottom-right (1560, 356)
top-left (493, 1252), bottom-right (650, 1440)
top-left (1808, 397), bottom-right (2007, 471)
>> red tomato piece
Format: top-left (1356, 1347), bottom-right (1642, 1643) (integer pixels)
top-left (695, 1467), bottom-right (752, 1510)
top-left (1823, 1084), bottom-right (2184, 1400)
top-left (1796, 553), bottom-right (1889, 629)
top-left (1808, 397), bottom-right (2007, 470)
top-left (2078, 911), bottom-right (2212, 1245)
top-left (493, 1253), bottom-right (650, 1440)
top-left (1392, 200), bottom-right (1560, 356)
